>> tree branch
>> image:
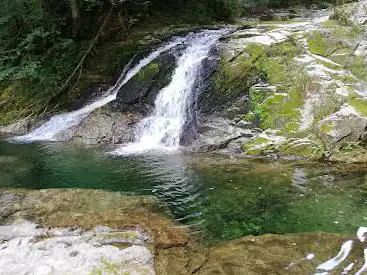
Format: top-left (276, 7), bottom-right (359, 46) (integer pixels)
top-left (51, 5), bottom-right (113, 101)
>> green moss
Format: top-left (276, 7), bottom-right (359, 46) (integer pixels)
top-left (241, 137), bottom-right (272, 155)
top-left (256, 39), bottom-right (301, 87)
top-left (333, 73), bottom-right (358, 84)
top-left (319, 121), bottom-right (334, 134)
top-left (90, 258), bottom-right (121, 275)
top-left (350, 56), bottom-right (367, 82)
top-left (322, 20), bottom-right (362, 40)
top-left (279, 139), bottom-right (325, 159)
top-left (348, 96), bottom-right (367, 117)
top-left (248, 87), bottom-right (274, 108)
top-left (254, 74), bottom-right (307, 134)
top-left (313, 91), bottom-right (343, 122)
top-left (241, 39), bottom-right (306, 132)
top-left (98, 231), bottom-right (141, 240)
top-left (330, 49), bottom-right (354, 66)
top-left (243, 112), bottom-right (256, 122)
top-left (319, 60), bottom-right (342, 71)
top-left (135, 63), bottom-right (159, 81)
top-left (206, 43), bottom-right (266, 107)
top-left (282, 144), bottom-right (314, 157)
top-left (306, 23), bottom-right (366, 83)
top-left (307, 31), bottom-right (330, 56)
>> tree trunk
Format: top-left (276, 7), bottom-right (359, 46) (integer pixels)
top-left (69, 0), bottom-right (80, 39)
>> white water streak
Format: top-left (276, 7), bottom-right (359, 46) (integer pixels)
top-left (10, 38), bottom-right (185, 143)
top-left (357, 227), bottom-right (367, 242)
top-left (341, 263), bottom-right (354, 275)
top-left (113, 30), bottom-right (226, 155)
top-left (316, 240), bottom-right (353, 272)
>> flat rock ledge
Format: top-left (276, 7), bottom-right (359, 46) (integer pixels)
top-left (0, 188), bottom-right (190, 275)
top-left (0, 220), bottom-right (154, 275)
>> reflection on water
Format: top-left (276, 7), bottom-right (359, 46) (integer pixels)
top-left (0, 139), bottom-right (366, 243)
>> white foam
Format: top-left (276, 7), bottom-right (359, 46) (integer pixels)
top-left (113, 30), bottom-right (227, 155)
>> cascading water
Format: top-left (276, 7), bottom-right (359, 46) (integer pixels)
top-left (10, 38), bottom-right (185, 143)
top-left (113, 30), bottom-right (226, 155)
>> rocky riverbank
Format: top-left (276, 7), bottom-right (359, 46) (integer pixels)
top-left (0, 187), bottom-right (366, 274)
top-left (197, 1), bottom-right (367, 162)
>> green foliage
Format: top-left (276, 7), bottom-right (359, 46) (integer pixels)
top-left (0, 0), bottom-right (81, 124)
top-left (208, 0), bottom-right (242, 21)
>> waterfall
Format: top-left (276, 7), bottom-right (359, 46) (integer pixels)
top-left (113, 30), bottom-right (226, 155)
top-left (10, 38), bottom-right (185, 143)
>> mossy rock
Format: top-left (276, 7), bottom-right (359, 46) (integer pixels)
top-left (241, 136), bottom-right (279, 156)
top-left (329, 143), bottom-right (367, 163)
top-left (200, 43), bottom-right (267, 112)
top-left (279, 138), bottom-right (324, 160)
top-left (316, 111), bottom-right (367, 151)
top-left (116, 52), bottom-right (176, 107)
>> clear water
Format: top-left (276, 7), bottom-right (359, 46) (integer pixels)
top-left (1, 139), bottom-right (366, 243)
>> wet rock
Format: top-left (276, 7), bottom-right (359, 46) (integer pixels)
top-left (0, 191), bottom-right (24, 220)
top-left (0, 188), bottom-right (189, 255)
top-left (329, 148), bottom-right (367, 163)
top-left (156, 232), bottom-right (365, 275)
top-left (116, 51), bottom-right (177, 109)
top-left (189, 117), bottom-right (255, 152)
top-left (236, 120), bottom-right (253, 129)
top-left (279, 138), bottom-right (324, 159)
top-left (71, 83), bottom-right (110, 111)
top-left (0, 118), bottom-right (46, 136)
top-left (59, 109), bottom-right (141, 144)
top-left (315, 106), bottom-right (367, 150)
top-left (194, 233), bottom-right (364, 275)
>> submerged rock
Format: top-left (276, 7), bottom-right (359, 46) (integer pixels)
top-left (156, 232), bottom-right (365, 275)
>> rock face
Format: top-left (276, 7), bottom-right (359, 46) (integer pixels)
top-left (193, 5), bottom-right (367, 161)
top-left (188, 117), bottom-right (255, 152)
top-left (36, 49), bottom-right (179, 145)
top-left (115, 51), bottom-right (177, 114)
top-left (58, 109), bottom-right (142, 144)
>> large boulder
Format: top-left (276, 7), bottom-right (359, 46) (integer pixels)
top-left (55, 109), bottom-right (141, 144)
top-left (188, 117), bottom-right (255, 152)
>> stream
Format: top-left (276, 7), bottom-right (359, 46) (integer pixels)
top-left (1, 139), bottom-right (366, 244)
top-left (1, 9), bottom-right (367, 273)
